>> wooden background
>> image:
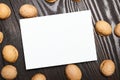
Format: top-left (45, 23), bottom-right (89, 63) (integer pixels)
top-left (0, 0), bottom-right (120, 80)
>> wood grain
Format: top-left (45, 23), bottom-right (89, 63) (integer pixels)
top-left (0, 0), bottom-right (120, 80)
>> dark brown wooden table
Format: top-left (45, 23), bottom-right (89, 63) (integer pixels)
top-left (0, 0), bottom-right (120, 80)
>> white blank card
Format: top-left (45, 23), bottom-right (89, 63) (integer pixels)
top-left (20, 10), bottom-right (97, 70)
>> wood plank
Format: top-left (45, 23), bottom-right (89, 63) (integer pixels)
top-left (0, 0), bottom-right (120, 80)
